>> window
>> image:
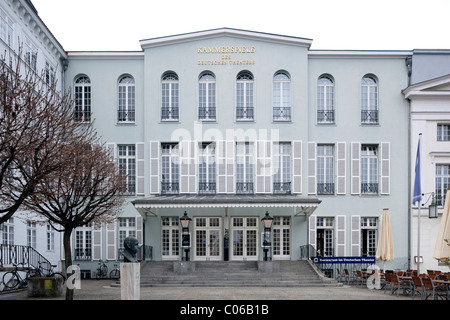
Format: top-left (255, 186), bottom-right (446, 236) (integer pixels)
top-left (236, 142), bottom-right (254, 193)
top-left (161, 143), bottom-right (179, 194)
top-left (273, 71), bottom-right (291, 121)
top-left (45, 62), bottom-right (55, 86)
top-left (437, 124), bottom-right (450, 141)
top-left (317, 145), bottom-right (334, 194)
top-left (199, 142), bottom-right (216, 193)
top-left (118, 145), bottom-right (136, 195)
top-left (361, 145), bottom-right (378, 194)
top-left (317, 75), bottom-right (334, 123)
top-left (47, 224), bottom-right (55, 251)
top-left (75, 225), bottom-right (92, 260)
top-left (198, 73), bottom-right (216, 121)
top-left (74, 76), bottom-right (91, 122)
top-left (316, 218), bottom-right (334, 257)
top-left (161, 72), bottom-right (179, 121)
top-left (273, 142), bottom-right (291, 193)
top-left (161, 217), bottom-right (179, 259)
top-left (361, 75), bottom-right (378, 123)
top-left (118, 75), bottom-right (135, 122)
top-left (1, 217), bottom-right (14, 245)
top-left (27, 222), bottom-right (36, 249)
top-left (236, 71), bottom-right (254, 121)
top-left (436, 164), bottom-right (450, 206)
top-left (361, 218), bottom-right (377, 257)
top-left (0, 8), bottom-right (14, 48)
top-left (24, 36), bottom-right (37, 70)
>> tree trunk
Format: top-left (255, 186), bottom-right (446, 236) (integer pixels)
top-left (63, 228), bottom-right (74, 300)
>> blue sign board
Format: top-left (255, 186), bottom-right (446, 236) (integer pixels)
top-left (312, 256), bottom-right (376, 264)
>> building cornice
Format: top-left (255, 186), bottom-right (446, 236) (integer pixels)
top-left (67, 51), bottom-right (144, 60)
top-left (309, 50), bottom-right (412, 58)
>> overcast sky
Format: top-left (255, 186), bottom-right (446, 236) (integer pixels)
top-left (31, 0), bottom-right (450, 52)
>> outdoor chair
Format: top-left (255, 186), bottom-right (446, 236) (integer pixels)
top-left (421, 277), bottom-right (446, 300)
top-left (411, 276), bottom-right (425, 300)
top-left (355, 270), bottom-right (368, 287)
top-left (390, 273), bottom-right (411, 296)
top-left (343, 269), bottom-right (355, 285)
top-left (384, 272), bottom-right (394, 294)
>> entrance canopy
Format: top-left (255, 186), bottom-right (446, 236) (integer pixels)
top-left (132, 194), bottom-right (321, 217)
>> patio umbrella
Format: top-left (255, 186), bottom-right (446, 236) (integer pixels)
top-left (433, 190), bottom-right (450, 262)
top-left (376, 208), bottom-right (394, 270)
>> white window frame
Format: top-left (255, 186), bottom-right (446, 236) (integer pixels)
top-left (0, 8), bottom-right (14, 48)
top-left (161, 72), bottom-right (179, 121)
top-left (236, 142), bottom-right (254, 193)
top-left (361, 75), bottom-right (378, 124)
top-left (118, 145), bottom-right (136, 195)
top-left (273, 72), bottom-right (291, 121)
top-left (436, 164), bottom-right (450, 206)
top-left (74, 75), bottom-right (91, 122)
top-left (317, 75), bottom-right (335, 123)
top-left (236, 71), bottom-right (254, 121)
top-left (161, 143), bottom-right (179, 194)
top-left (118, 75), bottom-right (136, 123)
top-left (361, 145), bottom-right (378, 194)
top-left (199, 73), bottom-right (216, 121)
top-left (199, 142), bottom-right (216, 193)
top-left (273, 142), bottom-right (291, 193)
top-left (317, 144), bottom-right (334, 195)
top-left (437, 124), bottom-right (450, 141)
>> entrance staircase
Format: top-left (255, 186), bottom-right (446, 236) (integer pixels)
top-left (139, 260), bottom-right (340, 287)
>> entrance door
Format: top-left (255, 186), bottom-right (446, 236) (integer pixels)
top-left (272, 217), bottom-right (291, 260)
top-left (231, 217), bottom-right (258, 261)
top-left (194, 217), bottom-right (222, 261)
top-left (161, 217), bottom-right (180, 260)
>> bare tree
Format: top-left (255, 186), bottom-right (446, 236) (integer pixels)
top-left (0, 50), bottom-right (92, 224)
top-left (23, 140), bottom-right (126, 300)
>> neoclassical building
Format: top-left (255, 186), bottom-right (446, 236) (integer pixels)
top-left (2, 0), bottom-right (448, 279)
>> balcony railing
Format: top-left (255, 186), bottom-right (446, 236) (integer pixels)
top-left (198, 107), bottom-right (216, 121)
top-left (161, 182), bottom-right (179, 194)
top-left (273, 182), bottom-right (291, 194)
top-left (361, 183), bottom-right (378, 194)
top-left (236, 182), bottom-right (254, 194)
top-left (199, 182), bottom-right (216, 194)
top-left (317, 110), bottom-right (335, 123)
top-left (273, 107), bottom-right (291, 121)
top-left (118, 109), bottom-right (135, 122)
top-left (361, 110), bottom-right (378, 124)
top-left (236, 107), bottom-right (254, 121)
top-left (161, 107), bottom-right (179, 121)
top-left (317, 183), bottom-right (335, 195)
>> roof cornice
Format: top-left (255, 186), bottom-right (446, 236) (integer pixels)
top-left (140, 28), bottom-right (313, 49)
top-left (309, 50), bottom-right (412, 58)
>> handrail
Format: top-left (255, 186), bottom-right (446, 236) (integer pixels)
top-left (0, 244), bottom-right (51, 271)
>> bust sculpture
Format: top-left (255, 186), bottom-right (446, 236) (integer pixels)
top-left (123, 236), bottom-right (140, 263)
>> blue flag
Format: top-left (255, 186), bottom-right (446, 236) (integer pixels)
top-left (412, 138), bottom-right (422, 204)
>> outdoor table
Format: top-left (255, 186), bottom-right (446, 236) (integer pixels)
top-left (431, 279), bottom-right (449, 300)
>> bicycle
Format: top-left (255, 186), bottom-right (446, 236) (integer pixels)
top-left (95, 260), bottom-right (108, 280)
top-left (109, 263), bottom-right (120, 280)
top-left (38, 261), bottom-right (66, 283)
top-left (2, 263), bottom-right (32, 290)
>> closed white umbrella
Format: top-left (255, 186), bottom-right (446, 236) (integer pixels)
top-left (376, 208), bottom-right (394, 270)
top-left (433, 190), bottom-right (450, 262)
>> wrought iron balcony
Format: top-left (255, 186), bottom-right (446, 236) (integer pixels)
top-left (317, 110), bottom-right (335, 123)
top-left (361, 183), bottom-right (378, 194)
top-left (161, 182), bottom-right (179, 194)
top-left (317, 182), bottom-right (335, 195)
top-left (117, 109), bottom-right (135, 122)
top-left (361, 110), bottom-right (378, 124)
top-left (236, 107), bottom-right (254, 121)
top-left (273, 182), bottom-right (291, 194)
top-left (198, 107), bottom-right (216, 121)
top-left (236, 182), bottom-right (254, 194)
top-left (161, 107), bottom-right (179, 121)
top-left (198, 182), bottom-right (216, 194)
top-left (273, 107), bottom-right (291, 121)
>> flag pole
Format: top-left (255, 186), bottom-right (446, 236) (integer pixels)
top-left (416, 133), bottom-right (422, 274)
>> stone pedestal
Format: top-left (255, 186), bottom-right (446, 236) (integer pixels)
top-left (120, 262), bottom-right (140, 300)
top-left (27, 277), bottom-right (64, 297)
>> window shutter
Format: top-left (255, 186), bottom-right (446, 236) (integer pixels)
top-left (136, 142), bottom-right (145, 195)
top-left (351, 215), bottom-right (361, 256)
top-left (92, 225), bottom-right (102, 260)
top-left (107, 143), bottom-right (117, 164)
top-left (308, 142), bottom-right (317, 194)
top-left (351, 142), bottom-right (361, 195)
top-left (136, 216), bottom-right (143, 245)
top-left (292, 140), bottom-right (302, 194)
top-left (380, 142), bottom-right (390, 195)
top-left (149, 141), bottom-right (160, 194)
top-left (336, 142), bottom-right (346, 195)
top-left (336, 215), bottom-right (346, 256)
top-left (106, 222), bottom-right (116, 260)
top-left (309, 215), bottom-right (317, 250)
top-left (256, 140), bottom-right (272, 193)
top-left (180, 140), bottom-right (197, 194)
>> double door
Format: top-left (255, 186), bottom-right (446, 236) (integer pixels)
top-left (230, 217), bottom-right (259, 261)
top-left (194, 217), bottom-right (222, 261)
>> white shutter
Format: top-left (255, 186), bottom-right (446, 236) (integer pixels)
top-left (92, 225), bottom-right (102, 260)
top-left (180, 140), bottom-right (197, 194)
top-left (309, 215), bottom-right (317, 250)
top-left (351, 142), bottom-right (361, 195)
top-left (292, 140), bottom-right (302, 194)
top-left (336, 142), bottom-right (346, 195)
top-left (256, 140), bottom-right (272, 193)
top-left (136, 216), bottom-right (143, 245)
top-left (308, 142), bottom-right (316, 195)
top-left (149, 141), bottom-right (160, 194)
top-left (380, 142), bottom-right (390, 195)
top-left (106, 222), bottom-right (116, 260)
top-left (136, 142), bottom-right (145, 195)
top-left (336, 215), bottom-right (346, 256)
top-left (107, 143), bottom-right (117, 163)
top-left (351, 215), bottom-right (360, 256)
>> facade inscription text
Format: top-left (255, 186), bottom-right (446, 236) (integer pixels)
top-left (197, 45), bottom-right (256, 66)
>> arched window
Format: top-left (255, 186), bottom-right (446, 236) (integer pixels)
top-left (317, 75), bottom-right (334, 123)
top-left (361, 75), bottom-right (378, 124)
top-left (273, 71), bottom-right (291, 121)
top-left (198, 72), bottom-right (216, 121)
top-left (236, 71), bottom-right (254, 121)
top-left (118, 75), bottom-right (135, 122)
top-left (74, 75), bottom-right (91, 122)
top-left (161, 72), bottom-right (179, 121)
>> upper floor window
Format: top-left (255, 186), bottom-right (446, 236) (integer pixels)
top-left (161, 72), bottom-right (179, 121)
top-left (361, 145), bottom-right (378, 194)
top-left (0, 8), bottom-right (14, 48)
top-left (236, 71), bottom-right (254, 121)
top-left (74, 75), bottom-right (91, 122)
top-left (24, 36), bottom-right (37, 70)
top-left (161, 143), bottom-right (179, 194)
top-left (317, 75), bottom-right (335, 123)
top-left (198, 72), bottom-right (216, 121)
top-left (198, 142), bottom-right (216, 194)
top-left (317, 145), bottom-right (334, 195)
top-left (273, 71), bottom-right (291, 121)
top-left (118, 145), bottom-right (136, 195)
top-left (361, 75), bottom-right (378, 124)
top-left (236, 142), bottom-right (254, 193)
top-left (45, 61), bottom-right (55, 87)
top-left (273, 142), bottom-right (291, 194)
top-left (118, 75), bottom-right (135, 123)
top-left (437, 124), bottom-right (450, 141)
top-left (436, 164), bottom-right (450, 206)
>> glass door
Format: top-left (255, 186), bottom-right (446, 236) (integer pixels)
top-left (231, 217), bottom-right (258, 261)
top-left (194, 217), bottom-right (221, 261)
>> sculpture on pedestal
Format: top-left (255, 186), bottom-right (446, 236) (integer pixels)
top-left (123, 236), bottom-right (140, 263)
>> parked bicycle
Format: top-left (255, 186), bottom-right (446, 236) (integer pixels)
top-left (38, 261), bottom-right (66, 283)
top-left (2, 263), bottom-right (33, 290)
top-left (95, 260), bottom-right (109, 280)
top-left (109, 263), bottom-right (120, 280)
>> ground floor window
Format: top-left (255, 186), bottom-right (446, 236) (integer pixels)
top-left (273, 217), bottom-right (290, 259)
top-left (316, 217), bottom-right (334, 257)
top-left (194, 217), bottom-right (221, 261)
top-left (161, 217), bottom-right (180, 259)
